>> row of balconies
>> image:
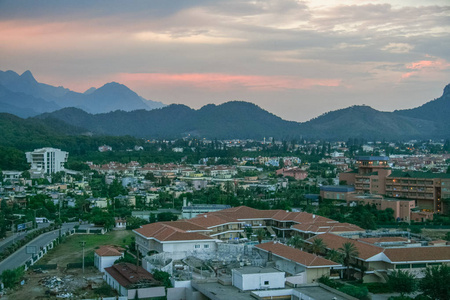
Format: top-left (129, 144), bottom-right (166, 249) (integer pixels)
top-left (387, 181), bottom-right (434, 186)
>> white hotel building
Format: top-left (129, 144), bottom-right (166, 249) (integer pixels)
top-left (26, 147), bottom-right (68, 176)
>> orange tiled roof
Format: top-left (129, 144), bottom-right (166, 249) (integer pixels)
top-left (256, 242), bottom-right (340, 267)
top-left (95, 245), bottom-right (125, 257)
top-left (308, 233), bottom-right (384, 260)
top-left (357, 237), bottom-right (410, 244)
top-left (384, 247), bottom-right (450, 263)
top-left (134, 222), bottom-right (213, 242)
top-left (292, 222), bottom-right (364, 234)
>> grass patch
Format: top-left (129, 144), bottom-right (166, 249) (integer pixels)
top-left (39, 230), bottom-right (134, 265)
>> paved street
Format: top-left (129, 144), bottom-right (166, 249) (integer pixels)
top-left (0, 223), bottom-right (76, 273)
top-left (0, 223), bottom-right (51, 253)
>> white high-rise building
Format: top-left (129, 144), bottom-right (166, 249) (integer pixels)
top-left (26, 147), bottom-right (68, 174)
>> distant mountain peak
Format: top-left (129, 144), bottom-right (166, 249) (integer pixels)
top-left (101, 81), bottom-right (128, 89)
top-left (84, 87), bottom-right (97, 95)
top-left (443, 83), bottom-right (450, 96)
top-left (20, 70), bottom-right (37, 83)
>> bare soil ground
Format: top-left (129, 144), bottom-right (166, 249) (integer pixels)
top-left (3, 266), bottom-right (106, 300)
top-left (2, 230), bottom-right (133, 300)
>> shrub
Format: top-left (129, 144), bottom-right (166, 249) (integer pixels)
top-left (365, 282), bottom-right (394, 294)
top-left (1, 267), bottom-right (25, 289)
top-left (338, 285), bottom-right (369, 300)
top-left (318, 275), bottom-right (343, 289)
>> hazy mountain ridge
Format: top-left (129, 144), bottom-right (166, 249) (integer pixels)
top-left (37, 85), bottom-right (450, 140)
top-left (37, 102), bottom-right (302, 139)
top-left (0, 70), bottom-right (165, 114)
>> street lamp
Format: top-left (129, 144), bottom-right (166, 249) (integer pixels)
top-left (80, 241), bottom-right (86, 274)
top-left (6, 219), bottom-right (15, 244)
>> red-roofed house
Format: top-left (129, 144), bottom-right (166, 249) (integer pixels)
top-left (94, 245), bottom-right (125, 273)
top-left (133, 222), bottom-right (220, 256)
top-left (255, 242), bottom-right (341, 284)
top-left (308, 233), bottom-right (450, 283)
top-left (104, 263), bottom-right (165, 299)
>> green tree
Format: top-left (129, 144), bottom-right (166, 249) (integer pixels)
top-left (255, 228), bottom-right (266, 244)
top-left (325, 249), bottom-right (343, 264)
top-left (339, 242), bottom-right (359, 280)
top-left (153, 269), bottom-right (172, 288)
top-left (89, 207), bottom-right (115, 230)
top-left (157, 212), bottom-right (178, 222)
top-left (387, 269), bottom-right (417, 297)
top-left (444, 231), bottom-right (450, 241)
top-left (1, 267), bottom-right (25, 288)
top-left (419, 265), bottom-right (450, 300)
top-left (287, 235), bottom-right (305, 250)
top-left (126, 216), bottom-right (149, 230)
top-left (310, 238), bottom-right (326, 255)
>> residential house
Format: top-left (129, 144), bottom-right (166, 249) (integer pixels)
top-left (255, 242), bottom-right (341, 284)
top-left (104, 263), bottom-right (165, 299)
top-left (95, 245), bottom-right (125, 273)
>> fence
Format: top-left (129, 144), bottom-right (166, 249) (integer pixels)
top-left (67, 261), bottom-right (95, 269)
top-left (24, 229), bottom-right (75, 271)
top-left (31, 264), bottom-right (57, 270)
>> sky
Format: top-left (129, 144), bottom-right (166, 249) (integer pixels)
top-left (0, 0), bottom-right (449, 122)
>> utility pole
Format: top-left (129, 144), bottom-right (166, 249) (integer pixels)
top-left (33, 209), bottom-right (37, 229)
top-left (80, 241), bottom-right (86, 274)
top-left (11, 219), bottom-right (15, 245)
top-left (136, 244), bottom-right (140, 272)
top-left (58, 199), bottom-right (62, 241)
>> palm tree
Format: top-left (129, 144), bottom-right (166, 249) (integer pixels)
top-left (255, 228), bottom-right (266, 244)
top-left (339, 242), bottom-right (359, 280)
top-left (325, 249), bottom-right (343, 264)
top-left (310, 238), bottom-right (326, 255)
top-left (287, 235), bottom-right (305, 250)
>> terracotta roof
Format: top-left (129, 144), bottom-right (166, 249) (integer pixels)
top-left (161, 220), bottom-right (208, 232)
top-left (187, 214), bottom-right (238, 228)
top-left (95, 245), bottom-right (125, 257)
top-left (384, 247), bottom-right (450, 263)
top-left (104, 263), bottom-right (159, 288)
top-left (308, 233), bottom-right (384, 260)
top-left (256, 242), bottom-right (340, 267)
top-left (292, 222), bottom-right (364, 234)
top-left (357, 237), bottom-right (410, 245)
top-left (134, 223), bottom-right (213, 242)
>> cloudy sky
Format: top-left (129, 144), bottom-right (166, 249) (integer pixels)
top-left (1, 0), bottom-right (449, 121)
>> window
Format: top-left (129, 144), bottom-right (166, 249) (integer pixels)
top-left (204, 244), bottom-right (209, 248)
top-left (412, 263), bottom-right (426, 268)
top-left (396, 264), bottom-right (410, 269)
top-left (264, 281), bottom-right (269, 285)
top-left (194, 244), bottom-right (200, 249)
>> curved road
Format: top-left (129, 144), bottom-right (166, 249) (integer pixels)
top-left (0, 223), bottom-right (51, 253)
top-left (0, 223), bottom-right (76, 273)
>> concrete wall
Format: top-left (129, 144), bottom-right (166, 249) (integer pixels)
top-left (95, 253), bottom-right (122, 273)
top-left (306, 267), bottom-right (330, 283)
top-left (162, 241), bottom-right (217, 253)
top-left (233, 271), bottom-right (285, 291)
top-left (128, 287), bottom-right (165, 299)
top-left (167, 287), bottom-right (187, 300)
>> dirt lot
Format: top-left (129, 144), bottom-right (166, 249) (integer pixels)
top-left (3, 266), bottom-right (107, 300)
top-left (2, 230), bottom-right (133, 300)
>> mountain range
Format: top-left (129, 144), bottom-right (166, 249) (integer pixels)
top-left (0, 70), bottom-right (165, 117)
top-left (0, 69), bottom-right (449, 140)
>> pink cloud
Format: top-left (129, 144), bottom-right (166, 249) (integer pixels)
top-left (402, 58), bottom-right (450, 79)
top-left (117, 73), bottom-right (340, 91)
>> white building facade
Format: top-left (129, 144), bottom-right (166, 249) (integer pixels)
top-left (26, 147), bottom-right (68, 174)
top-left (232, 267), bottom-right (285, 291)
